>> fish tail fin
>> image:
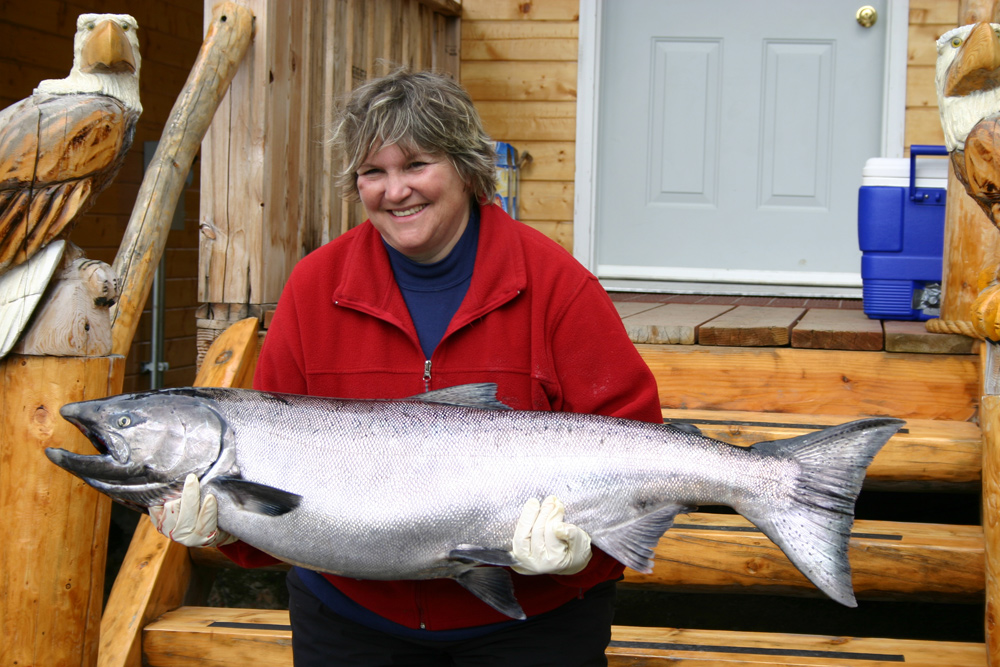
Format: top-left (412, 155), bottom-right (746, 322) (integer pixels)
top-left (739, 417), bottom-right (904, 607)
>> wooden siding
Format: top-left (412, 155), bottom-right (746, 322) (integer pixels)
top-left (461, 0), bottom-right (968, 253)
top-left (0, 0), bottom-right (205, 390)
top-left (907, 0), bottom-right (962, 149)
top-left (196, 0), bottom-right (461, 358)
top-left (461, 1), bottom-right (580, 252)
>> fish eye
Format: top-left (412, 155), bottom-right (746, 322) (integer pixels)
top-left (952, 36), bottom-right (964, 48)
top-left (116, 415), bottom-right (131, 428)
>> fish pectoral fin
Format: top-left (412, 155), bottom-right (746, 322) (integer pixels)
top-left (448, 545), bottom-right (518, 567)
top-left (212, 477), bottom-right (302, 516)
top-left (454, 567), bottom-right (526, 620)
top-left (408, 383), bottom-right (511, 411)
top-left (593, 502), bottom-right (695, 574)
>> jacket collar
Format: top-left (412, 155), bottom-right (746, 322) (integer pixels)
top-left (333, 203), bottom-right (527, 335)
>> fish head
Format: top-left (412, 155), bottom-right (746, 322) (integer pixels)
top-left (47, 391), bottom-right (231, 511)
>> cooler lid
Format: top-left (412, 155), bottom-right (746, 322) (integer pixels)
top-left (862, 156), bottom-right (948, 188)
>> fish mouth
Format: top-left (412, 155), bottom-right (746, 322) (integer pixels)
top-left (45, 447), bottom-right (180, 512)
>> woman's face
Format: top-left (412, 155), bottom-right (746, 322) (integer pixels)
top-left (357, 142), bottom-right (472, 264)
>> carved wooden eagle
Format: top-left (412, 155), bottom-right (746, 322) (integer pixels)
top-left (0, 13), bottom-right (140, 359)
top-left (0, 13), bottom-right (141, 276)
top-left (936, 22), bottom-right (1000, 225)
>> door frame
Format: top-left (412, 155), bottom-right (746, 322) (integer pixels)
top-left (572, 0), bottom-right (911, 285)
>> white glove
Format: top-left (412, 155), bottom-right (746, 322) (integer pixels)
top-left (148, 473), bottom-right (236, 548)
top-left (511, 495), bottom-right (592, 576)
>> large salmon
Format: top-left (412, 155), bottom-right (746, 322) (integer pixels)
top-left (46, 383), bottom-right (902, 619)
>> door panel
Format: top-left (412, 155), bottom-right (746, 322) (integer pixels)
top-left (596, 0), bottom-right (887, 286)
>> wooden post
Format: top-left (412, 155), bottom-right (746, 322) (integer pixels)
top-left (983, 394), bottom-right (1000, 665)
top-left (928, 168), bottom-right (1000, 337)
top-left (110, 1), bottom-right (254, 357)
top-left (0, 354), bottom-right (124, 667)
top-left (928, 0), bottom-right (1000, 338)
top-left (197, 0), bottom-right (462, 359)
top-left (98, 318), bottom-right (259, 667)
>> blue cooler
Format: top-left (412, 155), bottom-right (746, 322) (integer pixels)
top-left (858, 145), bottom-right (948, 321)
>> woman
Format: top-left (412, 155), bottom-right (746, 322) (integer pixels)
top-left (151, 68), bottom-right (663, 666)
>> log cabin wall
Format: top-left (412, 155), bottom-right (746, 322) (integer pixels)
top-left (459, 0), bottom-right (962, 262)
top-left (0, 0), bottom-right (975, 385)
top-left (196, 0), bottom-right (461, 361)
top-left (907, 0), bottom-right (962, 148)
top-left (460, 0), bottom-right (579, 252)
top-left (0, 0), bottom-right (205, 391)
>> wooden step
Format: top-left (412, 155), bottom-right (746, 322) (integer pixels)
top-left (624, 513), bottom-right (984, 601)
top-left (142, 607), bottom-right (986, 666)
top-left (607, 625), bottom-right (986, 666)
top-left (190, 514), bottom-right (983, 602)
top-left (638, 344), bottom-right (979, 421)
top-left (661, 408), bottom-right (982, 489)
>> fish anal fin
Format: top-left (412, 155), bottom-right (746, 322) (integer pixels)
top-left (212, 477), bottom-right (302, 516)
top-left (454, 567), bottom-right (526, 620)
top-left (593, 503), bottom-right (694, 573)
top-left (448, 545), bottom-right (517, 567)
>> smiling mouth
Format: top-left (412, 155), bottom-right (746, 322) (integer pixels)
top-left (390, 204), bottom-right (427, 217)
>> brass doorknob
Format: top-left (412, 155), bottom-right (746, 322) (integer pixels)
top-left (856, 5), bottom-right (877, 28)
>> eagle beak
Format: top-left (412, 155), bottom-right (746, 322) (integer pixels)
top-left (945, 22), bottom-right (1000, 97)
top-left (80, 19), bottom-right (137, 75)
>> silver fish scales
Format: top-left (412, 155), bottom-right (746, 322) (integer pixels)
top-left (46, 383), bottom-right (902, 619)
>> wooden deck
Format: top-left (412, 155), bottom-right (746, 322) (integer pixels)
top-left (613, 297), bottom-right (977, 355)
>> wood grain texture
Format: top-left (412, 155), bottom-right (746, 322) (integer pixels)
top-left (885, 319), bottom-right (978, 354)
top-left (607, 624), bottom-right (985, 666)
top-left (111, 2), bottom-right (254, 356)
top-left (0, 93), bottom-right (137, 275)
top-left (698, 306), bottom-right (806, 347)
top-left (98, 316), bottom-right (260, 667)
top-left (141, 605), bottom-right (987, 667)
top-left (0, 354), bottom-right (124, 667)
top-left (790, 308), bottom-right (883, 351)
top-left (622, 513), bottom-right (983, 602)
top-left (621, 304), bottom-right (734, 345)
top-left (660, 408), bottom-right (982, 488)
top-left (933, 165), bottom-right (1000, 335)
top-left (638, 344), bottom-right (979, 420)
top-left (982, 394), bottom-right (1000, 665)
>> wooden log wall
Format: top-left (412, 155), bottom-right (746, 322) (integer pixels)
top-left (461, 0), bottom-right (579, 251)
top-left (197, 0), bottom-right (461, 361)
top-left (0, 0), bottom-right (206, 391)
top-left (459, 0), bottom-right (963, 259)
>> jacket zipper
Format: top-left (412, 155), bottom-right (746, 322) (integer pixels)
top-left (423, 359), bottom-right (432, 391)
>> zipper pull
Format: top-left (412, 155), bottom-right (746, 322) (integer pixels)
top-left (423, 359), bottom-right (432, 391)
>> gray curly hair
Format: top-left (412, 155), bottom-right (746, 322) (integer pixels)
top-left (330, 68), bottom-right (497, 203)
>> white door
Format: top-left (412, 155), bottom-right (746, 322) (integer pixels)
top-left (589, 0), bottom-right (894, 289)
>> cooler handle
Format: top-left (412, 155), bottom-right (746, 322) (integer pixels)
top-left (909, 144), bottom-right (948, 203)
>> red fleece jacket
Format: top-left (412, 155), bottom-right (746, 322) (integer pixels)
top-left (220, 203), bottom-right (662, 630)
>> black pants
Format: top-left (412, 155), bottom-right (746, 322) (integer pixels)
top-left (286, 571), bottom-right (616, 666)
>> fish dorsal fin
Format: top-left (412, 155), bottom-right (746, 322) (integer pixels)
top-left (454, 566), bottom-right (526, 620)
top-left (591, 502), bottom-right (694, 573)
top-left (408, 383), bottom-right (511, 411)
